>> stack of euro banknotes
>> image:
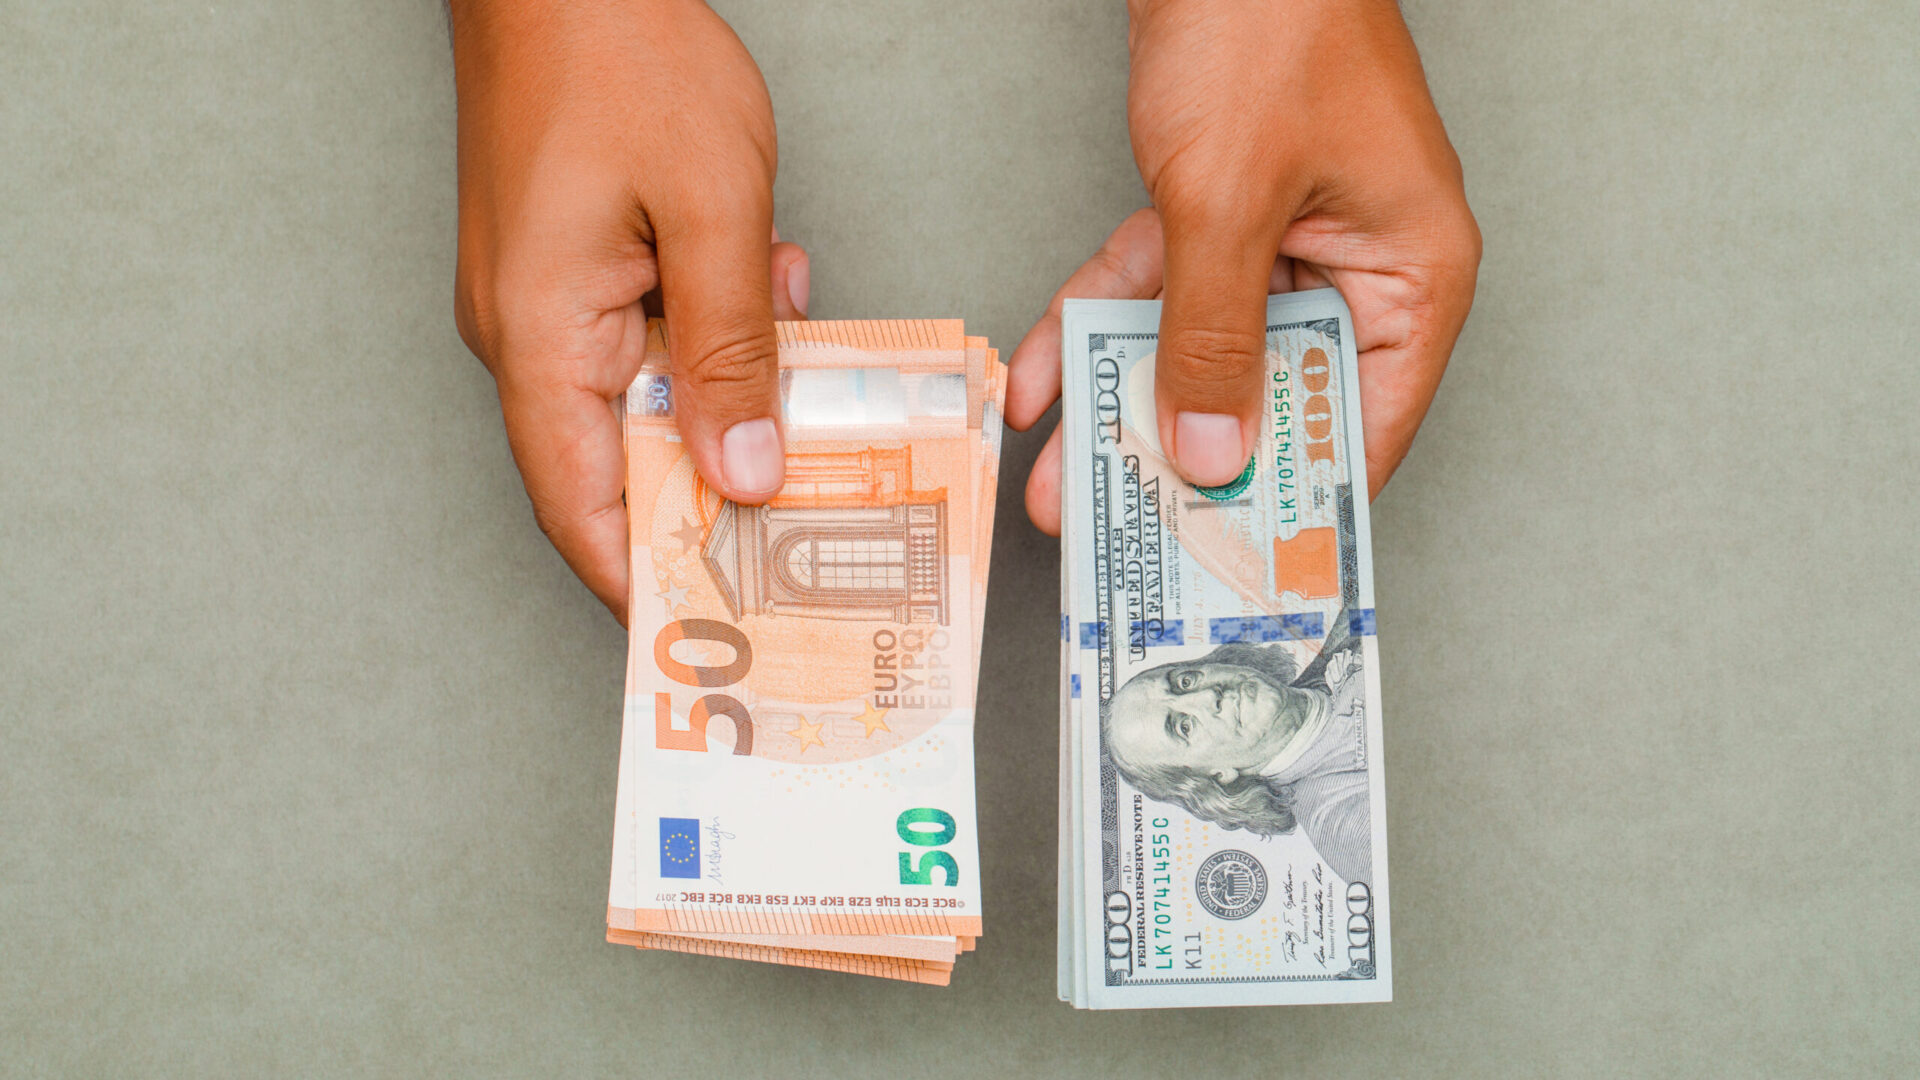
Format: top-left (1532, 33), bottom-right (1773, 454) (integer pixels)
top-left (1056, 290), bottom-right (1393, 1008)
top-left (606, 319), bottom-right (1003, 986)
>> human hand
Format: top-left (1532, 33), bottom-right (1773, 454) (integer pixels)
top-left (450, 0), bottom-right (808, 622)
top-left (1008, 0), bottom-right (1481, 534)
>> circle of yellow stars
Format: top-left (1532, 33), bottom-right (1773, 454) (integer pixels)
top-left (661, 825), bottom-right (698, 868)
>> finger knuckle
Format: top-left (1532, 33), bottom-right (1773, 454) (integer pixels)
top-left (658, 163), bottom-right (772, 236)
top-left (455, 259), bottom-right (555, 377)
top-left (1454, 209), bottom-right (1484, 277)
top-left (680, 327), bottom-right (775, 396)
top-left (1167, 326), bottom-right (1263, 388)
top-left (1421, 204), bottom-right (1483, 309)
top-left (456, 265), bottom-right (574, 384)
top-left (1459, 201), bottom-right (1484, 257)
top-left (453, 266), bottom-right (499, 364)
top-left (516, 424), bottom-right (617, 546)
top-left (1084, 246), bottom-right (1142, 292)
top-left (528, 492), bottom-right (620, 552)
top-left (1154, 155), bottom-right (1276, 242)
top-left (527, 491), bottom-right (571, 544)
top-left (1431, 198), bottom-right (1482, 273)
top-left (1159, 183), bottom-right (1247, 241)
top-left (1120, 206), bottom-right (1164, 237)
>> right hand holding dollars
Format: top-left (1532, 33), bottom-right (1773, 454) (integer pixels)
top-left (1008, 0), bottom-right (1481, 533)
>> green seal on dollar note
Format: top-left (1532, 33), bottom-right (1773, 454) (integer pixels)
top-left (1194, 455), bottom-right (1257, 500)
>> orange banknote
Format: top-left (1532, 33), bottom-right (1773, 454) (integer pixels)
top-left (608, 319), bottom-right (1004, 980)
top-left (608, 930), bottom-right (953, 986)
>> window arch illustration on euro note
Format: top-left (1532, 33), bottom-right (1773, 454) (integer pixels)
top-left (695, 446), bottom-right (950, 625)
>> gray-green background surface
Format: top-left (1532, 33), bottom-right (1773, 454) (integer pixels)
top-left (4, 1), bottom-right (1917, 1075)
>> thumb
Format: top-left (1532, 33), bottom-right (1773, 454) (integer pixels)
top-left (655, 199), bottom-right (785, 503)
top-left (1154, 213), bottom-right (1280, 488)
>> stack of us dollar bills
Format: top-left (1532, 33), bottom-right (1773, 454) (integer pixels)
top-left (1058, 291), bottom-right (1393, 1007)
top-left (607, 319), bottom-right (1004, 985)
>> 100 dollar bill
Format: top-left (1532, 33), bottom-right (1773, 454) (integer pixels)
top-left (1062, 291), bottom-right (1391, 1008)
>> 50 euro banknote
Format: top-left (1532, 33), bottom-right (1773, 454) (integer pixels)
top-left (1061, 291), bottom-right (1391, 1008)
top-left (608, 319), bottom-right (989, 953)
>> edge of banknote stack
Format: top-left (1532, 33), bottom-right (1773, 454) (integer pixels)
top-left (1059, 290), bottom-right (1393, 1008)
top-left (607, 318), bottom-right (1005, 986)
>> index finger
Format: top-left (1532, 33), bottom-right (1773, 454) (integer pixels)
top-left (1004, 209), bottom-right (1165, 432)
top-left (495, 335), bottom-right (647, 623)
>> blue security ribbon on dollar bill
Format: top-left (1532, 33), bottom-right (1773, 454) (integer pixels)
top-left (1207, 613), bottom-right (1324, 644)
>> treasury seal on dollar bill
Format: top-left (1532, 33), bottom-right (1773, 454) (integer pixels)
top-left (1195, 850), bottom-right (1268, 920)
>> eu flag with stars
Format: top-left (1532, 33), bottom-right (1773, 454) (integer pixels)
top-left (659, 817), bottom-right (700, 879)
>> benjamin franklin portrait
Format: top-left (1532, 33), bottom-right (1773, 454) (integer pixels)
top-left (1103, 615), bottom-right (1372, 884)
